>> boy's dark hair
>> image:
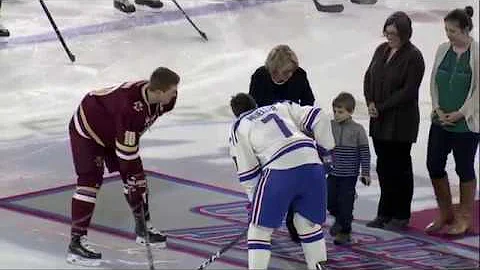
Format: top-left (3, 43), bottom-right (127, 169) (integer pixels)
top-left (444, 6), bottom-right (474, 33)
top-left (332, 92), bottom-right (356, 112)
top-left (230, 93), bottom-right (258, 117)
top-left (383, 11), bottom-right (412, 43)
top-left (150, 67), bottom-right (180, 91)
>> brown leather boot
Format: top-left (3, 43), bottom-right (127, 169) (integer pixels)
top-left (425, 177), bottom-right (454, 233)
top-left (447, 181), bottom-right (476, 235)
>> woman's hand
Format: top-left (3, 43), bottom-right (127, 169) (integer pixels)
top-left (435, 108), bottom-right (455, 126)
top-left (444, 111), bottom-right (464, 123)
top-left (368, 102), bottom-right (378, 118)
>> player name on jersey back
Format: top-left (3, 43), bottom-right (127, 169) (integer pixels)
top-left (233, 103), bottom-right (323, 173)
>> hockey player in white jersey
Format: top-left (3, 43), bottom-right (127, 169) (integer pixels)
top-left (229, 93), bottom-right (334, 270)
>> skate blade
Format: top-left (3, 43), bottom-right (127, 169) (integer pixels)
top-left (135, 237), bottom-right (166, 248)
top-left (66, 253), bottom-right (102, 267)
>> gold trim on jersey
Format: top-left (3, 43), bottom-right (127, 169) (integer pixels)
top-left (141, 83), bottom-right (152, 116)
top-left (116, 140), bottom-right (138, 153)
top-left (73, 109), bottom-right (90, 140)
top-left (79, 105), bottom-right (106, 147)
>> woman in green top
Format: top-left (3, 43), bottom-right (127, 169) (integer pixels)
top-left (426, 6), bottom-right (479, 236)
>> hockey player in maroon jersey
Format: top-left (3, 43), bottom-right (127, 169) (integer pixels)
top-left (66, 67), bottom-right (179, 266)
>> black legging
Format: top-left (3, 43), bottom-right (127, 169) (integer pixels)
top-left (373, 139), bottom-right (414, 220)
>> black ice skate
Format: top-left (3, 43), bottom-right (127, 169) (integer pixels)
top-left (114, 0), bottom-right (136, 13)
top-left (316, 261), bottom-right (329, 270)
top-left (66, 235), bottom-right (102, 267)
top-left (135, 219), bottom-right (167, 248)
top-left (0, 24), bottom-right (9, 37)
top-left (134, 0), bottom-right (164, 9)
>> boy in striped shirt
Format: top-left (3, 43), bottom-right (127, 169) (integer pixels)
top-left (328, 92), bottom-right (371, 245)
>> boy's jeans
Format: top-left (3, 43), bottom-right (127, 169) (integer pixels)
top-left (327, 175), bottom-right (357, 233)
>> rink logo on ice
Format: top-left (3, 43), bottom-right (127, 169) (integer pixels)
top-left (191, 201), bottom-right (250, 223)
top-left (183, 201), bottom-right (480, 269)
top-left (167, 225), bottom-right (248, 247)
top-left (0, 171), bottom-right (478, 269)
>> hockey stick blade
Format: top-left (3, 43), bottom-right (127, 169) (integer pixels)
top-left (312, 0), bottom-right (344, 13)
top-left (171, 0), bottom-right (208, 41)
top-left (196, 230), bottom-right (247, 270)
top-left (69, 54), bottom-right (76, 63)
top-left (351, 0), bottom-right (377, 4)
top-left (199, 31), bottom-right (208, 41)
top-left (39, 0), bottom-right (76, 62)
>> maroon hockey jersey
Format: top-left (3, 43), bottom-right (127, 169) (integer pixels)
top-left (72, 80), bottom-right (176, 179)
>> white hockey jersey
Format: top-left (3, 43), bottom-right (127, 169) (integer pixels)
top-left (229, 101), bottom-right (335, 200)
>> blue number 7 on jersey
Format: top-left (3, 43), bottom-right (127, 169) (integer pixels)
top-left (261, 113), bottom-right (293, 138)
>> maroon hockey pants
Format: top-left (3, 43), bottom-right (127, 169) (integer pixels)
top-left (68, 119), bottom-right (147, 237)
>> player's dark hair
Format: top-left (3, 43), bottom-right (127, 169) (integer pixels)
top-left (150, 67), bottom-right (180, 91)
top-left (332, 92), bottom-right (356, 113)
top-left (230, 93), bottom-right (257, 117)
top-left (383, 11), bottom-right (412, 43)
top-left (444, 6), bottom-right (474, 33)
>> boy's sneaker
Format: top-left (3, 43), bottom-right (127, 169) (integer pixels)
top-left (135, 220), bottom-right (167, 247)
top-left (329, 222), bottom-right (341, 236)
top-left (66, 235), bottom-right (102, 267)
top-left (333, 233), bottom-right (352, 245)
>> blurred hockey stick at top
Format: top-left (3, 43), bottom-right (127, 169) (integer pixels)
top-left (171, 0), bottom-right (208, 41)
top-left (39, 0), bottom-right (76, 62)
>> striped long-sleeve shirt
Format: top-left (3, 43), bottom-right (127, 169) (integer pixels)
top-left (330, 118), bottom-right (370, 177)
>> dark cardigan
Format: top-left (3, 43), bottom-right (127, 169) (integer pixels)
top-left (364, 41), bottom-right (425, 143)
top-left (249, 66), bottom-right (315, 107)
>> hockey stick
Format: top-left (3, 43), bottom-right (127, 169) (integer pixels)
top-left (196, 229), bottom-right (247, 270)
top-left (171, 0), bottom-right (208, 41)
top-left (351, 0), bottom-right (377, 4)
top-left (39, 0), bottom-right (76, 62)
top-left (312, 0), bottom-right (344, 13)
top-left (140, 201), bottom-right (155, 270)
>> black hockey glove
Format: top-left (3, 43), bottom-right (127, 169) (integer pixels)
top-left (286, 206), bottom-right (301, 244)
